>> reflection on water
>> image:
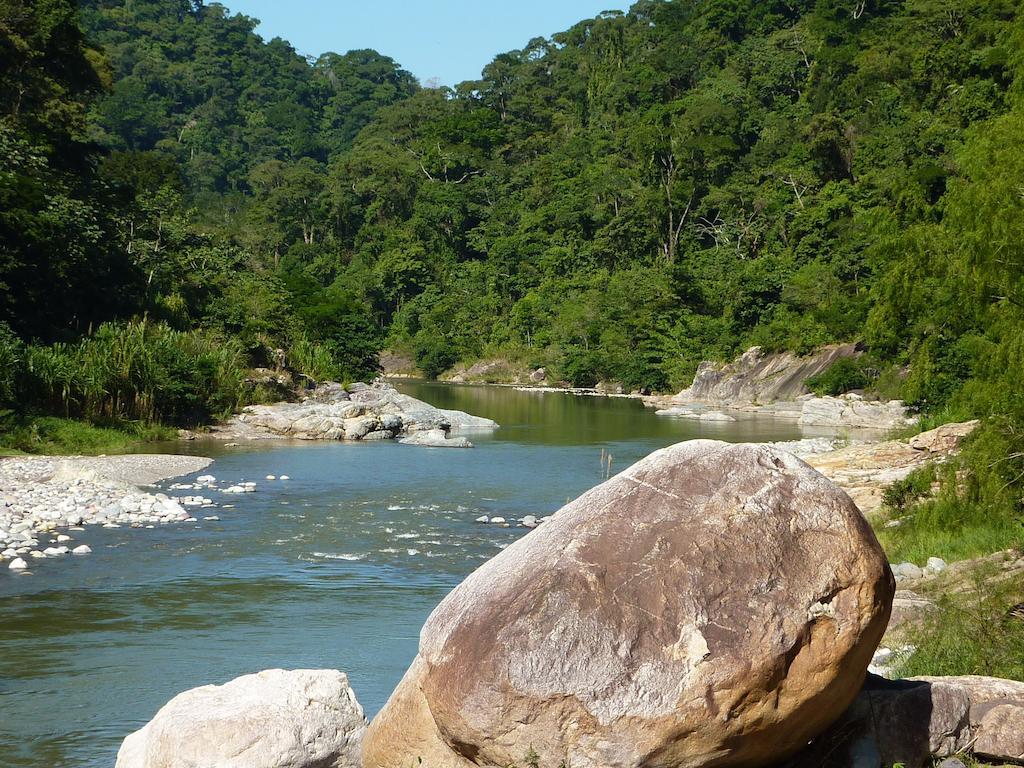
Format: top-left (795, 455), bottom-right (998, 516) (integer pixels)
top-left (0, 382), bottom-right (812, 767)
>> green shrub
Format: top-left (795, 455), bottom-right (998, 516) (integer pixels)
top-left (0, 415), bottom-right (176, 455)
top-left (288, 335), bottom-right (344, 383)
top-left (18, 320), bottom-right (247, 426)
top-left (805, 357), bottom-right (871, 396)
top-left (413, 332), bottom-right (458, 379)
top-left (879, 423), bottom-right (1024, 563)
top-left (0, 322), bottom-right (22, 405)
top-left (882, 465), bottom-right (936, 514)
top-left (896, 572), bottom-right (1024, 680)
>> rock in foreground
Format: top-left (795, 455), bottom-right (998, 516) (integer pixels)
top-left (116, 669), bottom-right (366, 768)
top-left (791, 674), bottom-right (1024, 767)
top-left (364, 440), bottom-right (894, 768)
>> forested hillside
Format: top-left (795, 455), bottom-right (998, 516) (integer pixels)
top-left (2, 0), bottom-right (1024, 436)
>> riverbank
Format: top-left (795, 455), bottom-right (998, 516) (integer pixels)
top-left (0, 454), bottom-right (212, 572)
top-left (426, 345), bottom-right (918, 432)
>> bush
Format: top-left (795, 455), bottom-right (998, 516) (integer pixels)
top-left (805, 357), bottom-right (870, 396)
top-left (18, 320), bottom-right (247, 426)
top-left (412, 332), bottom-right (458, 379)
top-left (882, 464), bottom-right (936, 514)
top-left (896, 572), bottom-right (1024, 680)
top-left (879, 423), bottom-right (1024, 563)
top-left (0, 415), bottom-right (176, 455)
top-left (0, 322), bottom-right (23, 405)
top-left (288, 335), bottom-right (344, 384)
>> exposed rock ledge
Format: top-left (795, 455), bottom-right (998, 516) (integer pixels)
top-left (214, 381), bottom-right (497, 446)
top-left (655, 344), bottom-right (916, 430)
top-left (805, 420), bottom-right (979, 517)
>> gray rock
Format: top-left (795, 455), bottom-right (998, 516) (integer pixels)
top-left (925, 556), bottom-right (948, 576)
top-left (795, 674), bottom-right (1024, 768)
top-left (799, 395), bottom-right (914, 430)
top-left (398, 429), bottom-right (473, 448)
top-left (225, 382), bottom-right (495, 441)
top-left (115, 669), bottom-right (366, 768)
top-left (673, 344), bottom-right (861, 405)
top-left (892, 562), bottom-right (924, 581)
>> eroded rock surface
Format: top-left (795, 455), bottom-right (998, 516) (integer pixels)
top-left (659, 345), bottom-right (915, 429)
top-left (364, 440), bottom-right (894, 768)
top-left (674, 344), bottom-right (860, 404)
top-left (805, 421), bottom-right (978, 517)
top-left (792, 674), bottom-right (1024, 768)
top-left (217, 381), bottom-right (496, 444)
top-left (116, 669), bottom-right (366, 768)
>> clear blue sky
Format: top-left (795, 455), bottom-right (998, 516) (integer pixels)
top-left (223, 0), bottom-right (633, 86)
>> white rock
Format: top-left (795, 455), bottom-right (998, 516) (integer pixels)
top-left (925, 556), bottom-right (948, 576)
top-left (43, 546), bottom-right (69, 556)
top-left (475, 516), bottom-right (490, 524)
top-left (521, 515), bottom-right (539, 528)
top-left (701, 411), bottom-right (738, 422)
top-left (29, 550), bottom-right (45, 558)
top-left (56, 534), bottom-right (72, 542)
top-left (8, 557), bottom-right (27, 570)
top-left (114, 669), bottom-right (367, 768)
top-left (196, 475), bottom-right (216, 483)
top-left (279, 475), bottom-right (290, 480)
top-left (489, 516), bottom-right (507, 525)
top-left (223, 486), bottom-right (245, 494)
top-left (891, 562), bottom-right (923, 581)
top-left (265, 475), bottom-right (276, 480)
top-left (72, 545), bottom-right (92, 555)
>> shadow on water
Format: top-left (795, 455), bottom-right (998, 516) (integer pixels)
top-left (0, 381), bottom-right (818, 767)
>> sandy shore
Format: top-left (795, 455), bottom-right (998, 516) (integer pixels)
top-left (0, 453), bottom-right (213, 573)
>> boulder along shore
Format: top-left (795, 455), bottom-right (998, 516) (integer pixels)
top-left (211, 380), bottom-right (497, 447)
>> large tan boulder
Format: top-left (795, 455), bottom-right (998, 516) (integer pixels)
top-left (364, 440), bottom-right (894, 768)
top-left (116, 669), bottom-right (366, 768)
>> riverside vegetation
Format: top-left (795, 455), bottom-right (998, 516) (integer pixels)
top-left (2, 0), bottom-right (1024, 709)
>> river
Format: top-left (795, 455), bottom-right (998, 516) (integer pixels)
top-left (0, 382), bottom-right (815, 767)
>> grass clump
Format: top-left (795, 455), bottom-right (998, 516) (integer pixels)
top-left (0, 415), bottom-right (176, 455)
top-left (895, 571), bottom-right (1024, 681)
top-left (878, 422), bottom-right (1024, 564)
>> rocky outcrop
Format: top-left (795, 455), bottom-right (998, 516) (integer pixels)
top-left (661, 345), bottom-right (916, 429)
top-left (805, 421), bottom-right (978, 517)
top-left (791, 674), bottom-right (1024, 767)
top-left (216, 381), bottom-right (496, 444)
top-left (116, 669), bottom-right (366, 768)
top-left (399, 429), bottom-right (473, 448)
top-left (363, 440), bottom-right (894, 768)
top-left (674, 344), bottom-right (860, 405)
top-left (798, 394), bottom-right (912, 430)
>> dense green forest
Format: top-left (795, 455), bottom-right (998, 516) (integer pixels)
top-left (1, 0), bottom-right (1023, 434)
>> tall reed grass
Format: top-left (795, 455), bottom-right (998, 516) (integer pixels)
top-left (6, 320), bottom-right (247, 426)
